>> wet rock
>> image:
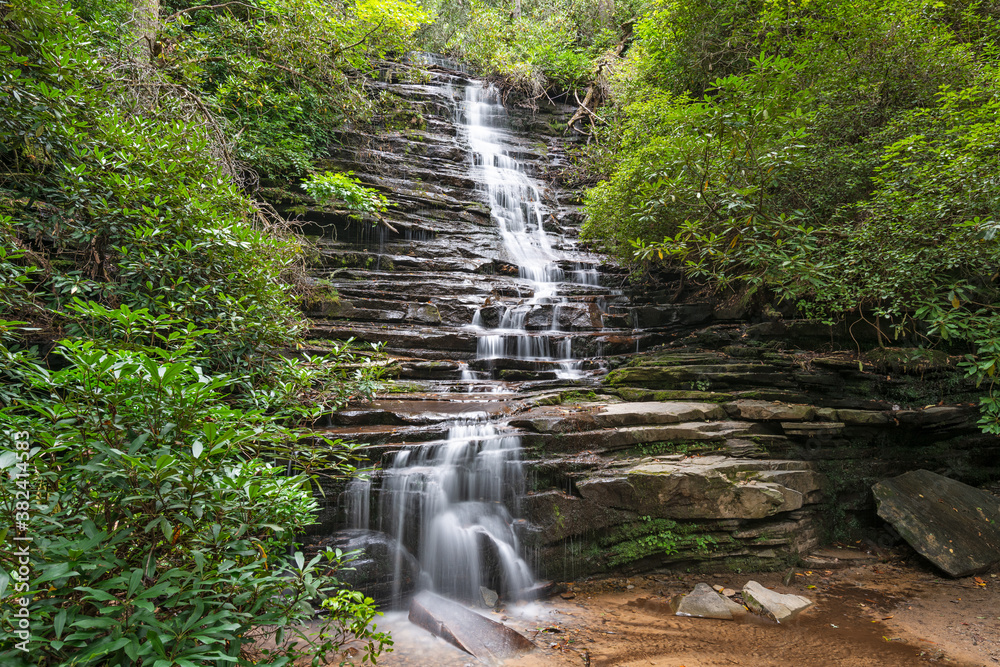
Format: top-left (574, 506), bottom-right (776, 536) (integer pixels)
top-left (780, 422), bottom-right (844, 437)
top-left (742, 580), bottom-right (813, 622)
top-left (836, 409), bottom-right (890, 425)
top-left (509, 401), bottom-right (727, 434)
top-left (670, 583), bottom-right (747, 620)
top-left (872, 469), bottom-right (1000, 577)
top-left (322, 529), bottom-right (420, 609)
top-left (408, 591), bottom-right (535, 665)
top-left (520, 581), bottom-right (562, 600)
top-left (480, 586), bottom-right (499, 608)
top-left (520, 421), bottom-right (762, 454)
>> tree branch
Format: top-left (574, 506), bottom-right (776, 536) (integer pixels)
top-left (331, 18), bottom-right (386, 58)
top-left (164, 1), bottom-right (263, 24)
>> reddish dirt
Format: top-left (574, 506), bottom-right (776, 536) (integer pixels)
top-left (354, 546), bottom-right (1000, 667)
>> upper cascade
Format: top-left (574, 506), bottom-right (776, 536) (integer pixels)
top-left (461, 83), bottom-right (591, 380)
top-left (302, 55), bottom-right (693, 392)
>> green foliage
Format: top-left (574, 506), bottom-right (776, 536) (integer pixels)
top-left (598, 516), bottom-right (719, 567)
top-left (0, 330), bottom-right (389, 666)
top-left (444, 0), bottom-right (643, 94)
top-left (153, 0), bottom-right (432, 180)
top-left (302, 172), bottom-right (389, 217)
top-left (0, 0), bottom-right (396, 663)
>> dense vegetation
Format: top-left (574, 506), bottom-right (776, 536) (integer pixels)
top-left (0, 0), bottom-right (428, 664)
top-left (448, 0), bottom-right (1000, 432)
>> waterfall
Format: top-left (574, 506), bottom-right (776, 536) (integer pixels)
top-left (345, 419), bottom-right (533, 605)
top-left (463, 85), bottom-right (588, 380)
top-left (335, 72), bottom-right (614, 609)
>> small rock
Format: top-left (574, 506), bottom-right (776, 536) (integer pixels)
top-left (712, 584), bottom-right (725, 593)
top-left (742, 581), bottom-right (813, 623)
top-left (670, 583), bottom-right (747, 621)
top-left (480, 586), bottom-right (499, 609)
top-left (722, 588), bottom-right (736, 597)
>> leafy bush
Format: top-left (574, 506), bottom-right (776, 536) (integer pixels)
top-left (580, 0), bottom-right (1000, 431)
top-left (302, 172), bottom-right (390, 217)
top-left (0, 1), bottom-right (395, 663)
top-left (0, 327), bottom-right (390, 666)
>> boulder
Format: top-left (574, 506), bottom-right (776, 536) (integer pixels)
top-left (872, 469), bottom-right (1000, 577)
top-left (575, 457), bottom-right (825, 521)
top-left (408, 591), bottom-right (535, 665)
top-left (670, 583), bottom-right (747, 620)
top-left (742, 580), bottom-right (813, 622)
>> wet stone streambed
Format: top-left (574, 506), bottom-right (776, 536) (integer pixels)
top-left (292, 56), bottom-right (1000, 665)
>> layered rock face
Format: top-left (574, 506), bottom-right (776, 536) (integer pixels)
top-left (295, 60), bottom-right (705, 374)
top-left (299, 59), bottom-right (1000, 591)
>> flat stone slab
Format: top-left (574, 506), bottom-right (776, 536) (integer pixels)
top-left (873, 469), bottom-right (1000, 577)
top-left (520, 421), bottom-right (762, 454)
top-left (742, 580), bottom-right (812, 622)
top-left (576, 456), bottom-right (825, 520)
top-left (670, 583), bottom-right (747, 620)
top-left (725, 400), bottom-right (815, 422)
top-left (408, 591), bottom-right (534, 665)
top-left (509, 401), bottom-right (726, 434)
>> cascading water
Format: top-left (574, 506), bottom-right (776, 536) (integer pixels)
top-left (345, 419), bottom-right (533, 606)
top-left (339, 74), bottom-right (611, 610)
top-left (462, 85), bottom-right (595, 380)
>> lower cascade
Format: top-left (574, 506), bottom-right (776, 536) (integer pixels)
top-left (345, 419), bottom-right (533, 606)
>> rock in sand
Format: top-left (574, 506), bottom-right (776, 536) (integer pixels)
top-left (742, 581), bottom-right (813, 622)
top-left (873, 469), bottom-right (1000, 577)
top-left (670, 583), bottom-right (747, 620)
top-left (408, 591), bottom-right (534, 665)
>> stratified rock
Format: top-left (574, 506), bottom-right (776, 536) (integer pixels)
top-left (509, 401), bottom-right (727, 434)
top-left (575, 456), bottom-right (825, 520)
top-left (323, 529), bottom-right (420, 609)
top-left (670, 583), bottom-right (746, 620)
top-left (408, 591), bottom-right (535, 665)
top-left (725, 400), bottom-right (816, 422)
top-left (742, 581), bottom-right (813, 622)
top-left (872, 469), bottom-right (1000, 577)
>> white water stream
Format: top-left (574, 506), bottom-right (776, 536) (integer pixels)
top-left (462, 85), bottom-right (591, 380)
top-left (339, 70), bottom-right (622, 608)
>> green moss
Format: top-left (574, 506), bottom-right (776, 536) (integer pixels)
top-left (558, 390), bottom-right (603, 403)
top-left (593, 517), bottom-right (722, 567)
top-left (382, 381), bottom-right (426, 394)
top-left (626, 440), bottom-right (724, 458)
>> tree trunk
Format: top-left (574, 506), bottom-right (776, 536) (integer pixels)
top-left (133, 0), bottom-right (159, 62)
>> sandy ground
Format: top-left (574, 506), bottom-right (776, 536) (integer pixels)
top-left (341, 545), bottom-right (1000, 667)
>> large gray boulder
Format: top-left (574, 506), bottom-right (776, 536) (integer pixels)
top-left (408, 591), bottom-right (534, 665)
top-left (872, 469), bottom-right (1000, 577)
top-left (670, 583), bottom-right (747, 620)
top-left (742, 580), bottom-right (813, 622)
